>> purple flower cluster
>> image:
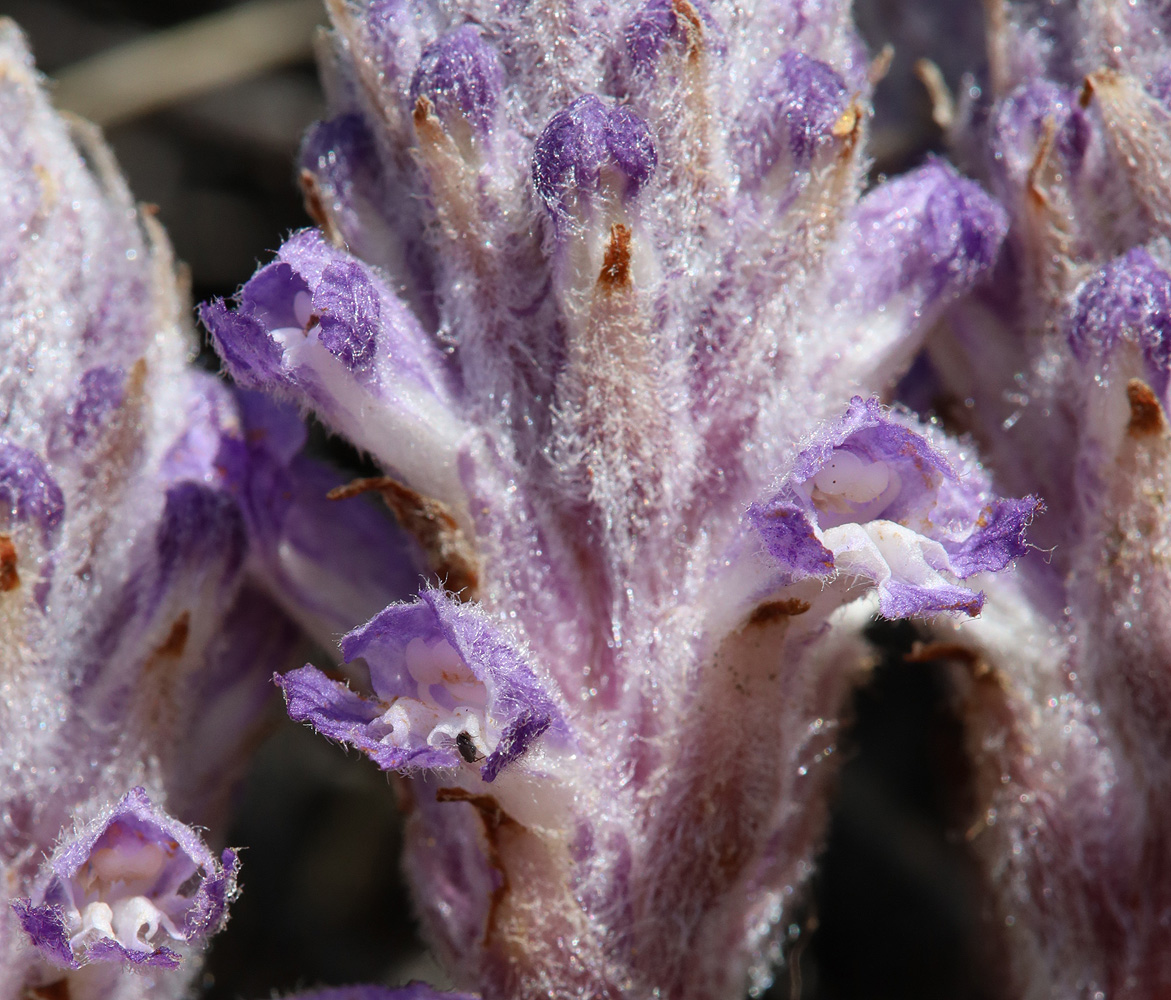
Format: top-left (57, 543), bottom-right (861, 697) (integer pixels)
top-left (3, 0), bottom-right (1171, 998)
top-left (910, 6), bottom-right (1171, 997)
top-left (0, 21), bottom-right (294, 998)
top-left (199, 1), bottom-right (1034, 996)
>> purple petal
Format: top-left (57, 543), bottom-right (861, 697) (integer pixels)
top-left (204, 230), bottom-right (392, 384)
top-left (479, 708), bottom-right (553, 782)
top-left (314, 258), bottom-right (381, 372)
top-left (745, 501), bottom-right (835, 580)
top-left (944, 496), bottom-right (1043, 578)
top-left (234, 385), bottom-right (307, 463)
top-left (277, 664), bottom-right (382, 734)
top-left (9, 899), bottom-right (75, 969)
top-left (160, 372), bottom-right (243, 484)
top-left (199, 297), bottom-right (287, 389)
top-left (342, 591), bottom-right (562, 722)
top-left (13, 787), bottom-right (238, 969)
top-left (879, 579), bottom-right (983, 618)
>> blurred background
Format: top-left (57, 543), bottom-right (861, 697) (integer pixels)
top-left (0, 2), bottom-right (998, 997)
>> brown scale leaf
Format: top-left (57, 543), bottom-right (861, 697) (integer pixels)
top-left (154, 611), bottom-right (191, 660)
top-left (329, 475), bottom-right (480, 599)
top-left (300, 167), bottom-right (344, 248)
top-left (1127, 379), bottom-right (1165, 437)
top-left (747, 598), bottom-right (811, 626)
top-left (597, 223), bottom-right (632, 291)
top-left (670, 0), bottom-right (704, 62)
top-left (0, 534), bottom-right (19, 592)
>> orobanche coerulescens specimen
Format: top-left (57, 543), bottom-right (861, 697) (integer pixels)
top-left (5, 0), bottom-right (1171, 997)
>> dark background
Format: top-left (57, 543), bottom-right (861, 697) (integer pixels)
top-left (2, 2), bottom-right (997, 997)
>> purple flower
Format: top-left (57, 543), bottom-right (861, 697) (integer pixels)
top-left (747, 397), bottom-right (1039, 619)
top-left (13, 788), bottom-right (237, 970)
top-left (200, 227), bottom-right (467, 509)
top-left (277, 587), bottom-right (569, 784)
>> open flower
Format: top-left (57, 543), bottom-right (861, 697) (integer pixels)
top-left (13, 788), bottom-right (237, 971)
top-left (277, 588), bottom-right (571, 785)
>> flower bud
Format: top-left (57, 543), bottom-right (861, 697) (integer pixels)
top-left (410, 26), bottom-right (504, 140)
top-left (835, 160), bottom-right (1009, 316)
top-left (624, 0), bottom-right (720, 77)
top-left (989, 81), bottom-right (1089, 192)
top-left (532, 95), bottom-right (657, 231)
top-left (1068, 247), bottom-right (1171, 398)
top-left (734, 51), bottom-right (848, 186)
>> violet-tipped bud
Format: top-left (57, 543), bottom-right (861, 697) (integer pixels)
top-left (410, 26), bottom-right (504, 140)
top-left (734, 50), bottom-right (848, 185)
top-left (835, 160), bottom-right (1009, 316)
top-left (532, 95), bottom-right (657, 232)
top-left (624, 0), bottom-right (721, 76)
top-left (1067, 246), bottom-right (1171, 398)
